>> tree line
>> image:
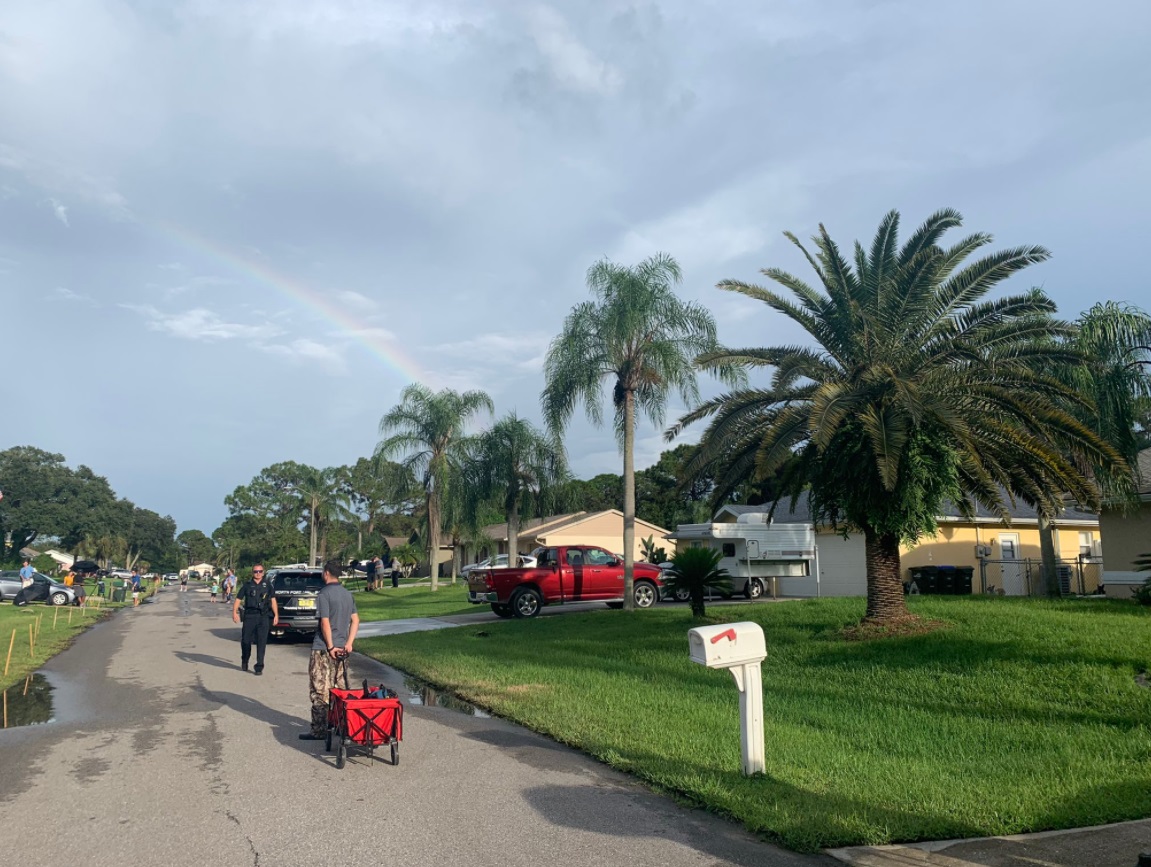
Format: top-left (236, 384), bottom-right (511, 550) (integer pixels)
top-left (0, 446), bottom-right (179, 571)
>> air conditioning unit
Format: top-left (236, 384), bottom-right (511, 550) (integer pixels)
top-left (974, 544), bottom-right (992, 558)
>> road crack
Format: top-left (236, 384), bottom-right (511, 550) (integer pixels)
top-left (224, 808), bottom-right (260, 866)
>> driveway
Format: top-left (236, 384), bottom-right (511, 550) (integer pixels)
top-left (0, 588), bottom-right (832, 867)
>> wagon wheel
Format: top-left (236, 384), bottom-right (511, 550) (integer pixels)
top-left (336, 735), bottom-right (347, 770)
top-left (325, 725), bottom-right (333, 752)
top-left (391, 741), bottom-right (399, 766)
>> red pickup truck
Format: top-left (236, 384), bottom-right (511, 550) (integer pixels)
top-left (467, 545), bottom-right (665, 618)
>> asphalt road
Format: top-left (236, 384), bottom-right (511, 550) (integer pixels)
top-left (0, 588), bottom-right (834, 867)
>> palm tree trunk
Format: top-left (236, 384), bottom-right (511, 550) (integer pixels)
top-left (622, 389), bottom-right (636, 612)
top-left (508, 497), bottom-right (521, 575)
top-left (450, 536), bottom-right (460, 585)
top-left (309, 497), bottom-right (319, 567)
top-left (428, 486), bottom-right (440, 592)
top-left (863, 527), bottom-right (908, 623)
top-left (1037, 512), bottom-right (1060, 597)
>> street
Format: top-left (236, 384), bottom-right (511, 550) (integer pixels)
top-left (0, 587), bottom-right (831, 867)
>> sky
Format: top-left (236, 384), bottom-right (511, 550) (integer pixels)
top-left (2, 0), bottom-right (1150, 534)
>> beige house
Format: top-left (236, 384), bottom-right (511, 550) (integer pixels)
top-left (1101, 448), bottom-right (1151, 598)
top-left (462, 510), bottom-right (675, 567)
top-left (716, 493), bottom-right (1102, 597)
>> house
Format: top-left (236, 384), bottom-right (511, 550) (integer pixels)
top-left (712, 492), bottom-right (1103, 597)
top-left (180, 562), bottom-right (216, 579)
top-left (463, 510), bottom-right (676, 567)
top-left (1100, 448), bottom-right (1151, 599)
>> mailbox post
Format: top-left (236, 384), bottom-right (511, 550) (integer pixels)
top-left (688, 621), bottom-right (766, 776)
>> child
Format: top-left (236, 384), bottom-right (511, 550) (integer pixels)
top-left (210, 578), bottom-right (220, 602)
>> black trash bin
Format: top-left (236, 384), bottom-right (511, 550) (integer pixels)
top-left (911, 566), bottom-right (939, 594)
top-left (936, 566), bottom-right (957, 595)
top-left (955, 566), bottom-right (973, 595)
top-left (112, 588), bottom-right (126, 603)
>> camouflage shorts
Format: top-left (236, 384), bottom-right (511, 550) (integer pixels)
top-left (308, 650), bottom-right (348, 736)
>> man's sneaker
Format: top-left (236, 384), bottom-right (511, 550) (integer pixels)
top-left (254, 666), bottom-right (263, 675)
top-left (241, 662), bottom-right (249, 672)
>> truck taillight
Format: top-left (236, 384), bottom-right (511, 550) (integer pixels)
top-left (484, 574), bottom-right (495, 589)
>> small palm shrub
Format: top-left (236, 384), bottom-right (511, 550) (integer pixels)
top-left (1132, 554), bottom-right (1151, 606)
top-left (663, 547), bottom-right (730, 618)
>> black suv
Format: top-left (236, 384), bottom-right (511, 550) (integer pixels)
top-left (268, 568), bottom-right (324, 639)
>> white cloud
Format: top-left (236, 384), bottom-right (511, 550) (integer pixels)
top-left (123, 304), bottom-right (283, 342)
top-left (48, 197), bottom-right (69, 226)
top-left (335, 289), bottom-right (378, 313)
top-left (262, 337), bottom-right (348, 375)
top-left (525, 5), bottom-right (622, 96)
top-left (55, 286), bottom-right (97, 305)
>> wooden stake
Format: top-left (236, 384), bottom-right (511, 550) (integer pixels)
top-left (3, 690), bottom-right (6, 728)
top-left (28, 623), bottom-right (34, 658)
top-left (68, 607), bottom-right (73, 625)
top-left (23, 675), bottom-right (30, 696)
top-left (3, 630), bottom-right (14, 676)
top-left (53, 607), bottom-right (59, 629)
top-left (36, 613), bottom-right (42, 639)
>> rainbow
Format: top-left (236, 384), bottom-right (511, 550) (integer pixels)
top-left (156, 221), bottom-right (426, 383)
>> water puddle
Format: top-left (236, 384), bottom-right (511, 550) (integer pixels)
top-left (2, 673), bottom-right (55, 728)
top-left (404, 676), bottom-right (489, 717)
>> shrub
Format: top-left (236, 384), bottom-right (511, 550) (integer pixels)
top-left (662, 547), bottom-right (729, 618)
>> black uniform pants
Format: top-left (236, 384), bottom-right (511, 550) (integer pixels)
top-left (241, 612), bottom-right (271, 669)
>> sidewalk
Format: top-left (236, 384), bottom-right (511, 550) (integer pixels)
top-left (828, 819), bottom-right (1151, 866)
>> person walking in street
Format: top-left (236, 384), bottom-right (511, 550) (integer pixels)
top-left (131, 568), bottom-right (143, 606)
top-left (179, 571), bottom-right (188, 592)
top-left (223, 568), bottom-right (237, 603)
top-left (364, 555), bottom-right (378, 592)
top-left (300, 559), bottom-right (359, 741)
top-left (232, 565), bottom-right (278, 675)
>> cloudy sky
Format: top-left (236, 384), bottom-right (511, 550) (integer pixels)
top-left (2, 0), bottom-right (1149, 534)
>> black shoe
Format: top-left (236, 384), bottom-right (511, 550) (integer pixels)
top-left (298, 733), bottom-right (324, 741)
top-left (254, 667), bottom-right (263, 675)
top-left (241, 663), bottom-right (249, 671)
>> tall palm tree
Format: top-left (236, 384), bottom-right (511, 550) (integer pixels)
top-left (376, 384), bottom-right (494, 591)
top-left (675, 208), bottom-right (1124, 625)
top-left (297, 466), bottom-right (346, 567)
top-left (542, 253), bottom-right (740, 610)
top-left (473, 413), bottom-right (568, 564)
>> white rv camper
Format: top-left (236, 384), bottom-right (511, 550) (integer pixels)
top-left (666, 513), bottom-right (816, 598)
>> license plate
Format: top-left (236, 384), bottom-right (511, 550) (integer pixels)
top-left (297, 598), bottom-right (316, 609)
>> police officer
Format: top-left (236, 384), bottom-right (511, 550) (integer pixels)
top-left (231, 564), bottom-right (279, 675)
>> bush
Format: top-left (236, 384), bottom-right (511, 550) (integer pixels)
top-left (1132, 553), bottom-right (1151, 605)
top-left (662, 547), bottom-right (729, 618)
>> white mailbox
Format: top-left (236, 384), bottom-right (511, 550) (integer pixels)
top-left (688, 622), bottom-right (766, 669)
top-left (688, 621), bottom-right (767, 776)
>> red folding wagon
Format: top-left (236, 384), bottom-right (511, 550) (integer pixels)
top-left (326, 679), bottom-right (404, 769)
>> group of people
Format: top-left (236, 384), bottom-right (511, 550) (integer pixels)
top-left (209, 569), bottom-right (238, 603)
top-left (224, 559), bottom-right (358, 742)
top-left (362, 554), bottom-right (401, 591)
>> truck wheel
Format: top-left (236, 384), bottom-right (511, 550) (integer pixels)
top-left (633, 581), bottom-right (658, 609)
top-left (673, 587), bottom-right (690, 602)
top-left (491, 603), bottom-right (514, 618)
top-left (510, 588), bottom-right (542, 618)
top-left (745, 578), bottom-right (764, 600)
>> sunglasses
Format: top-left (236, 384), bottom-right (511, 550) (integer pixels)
top-left (253, 570), bottom-right (264, 574)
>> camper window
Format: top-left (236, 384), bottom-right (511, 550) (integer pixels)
top-left (722, 543), bottom-right (736, 557)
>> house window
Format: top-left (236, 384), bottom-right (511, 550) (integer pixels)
top-left (722, 543), bottom-right (736, 557)
top-left (1079, 532), bottom-right (1095, 560)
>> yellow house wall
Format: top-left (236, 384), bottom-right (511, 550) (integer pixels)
top-left (1100, 504), bottom-right (1151, 572)
top-left (536, 512), bottom-right (676, 562)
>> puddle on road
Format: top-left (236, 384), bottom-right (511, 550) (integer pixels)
top-left (404, 677), bottom-right (489, 717)
top-left (2, 673), bottom-right (54, 728)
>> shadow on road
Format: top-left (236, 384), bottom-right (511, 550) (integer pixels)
top-left (174, 651), bottom-right (237, 670)
top-left (191, 682), bottom-right (329, 764)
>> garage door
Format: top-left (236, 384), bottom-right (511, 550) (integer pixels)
top-left (810, 534), bottom-right (867, 597)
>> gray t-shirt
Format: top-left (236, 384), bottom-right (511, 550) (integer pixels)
top-left (313, 582), bottom-right (357, 651)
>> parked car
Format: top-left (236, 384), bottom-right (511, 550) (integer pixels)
top-left (460, 554), bottom-right (538, 578)
top-left (163, 573), bottom-right (180, 583)
top-left (467, 545), bottom-right (664, 618)
top-left (267, 568), bottom-right (324, 639)
top-left (0, 571), bottom-right (78, 606)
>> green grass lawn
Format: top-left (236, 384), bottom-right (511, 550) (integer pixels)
top-left (358, 596), bottom-right (1151, 851)
top-left (0, 601), bottom-right (112, 693)
top-left (354, 583), bottom-right (479, 622)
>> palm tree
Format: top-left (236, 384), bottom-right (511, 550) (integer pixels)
top-left (675, 208), bottom-right (1124, 625)
top-left (472, 413), bottom-right (567, 566)
top-left (663, 547), bottom-right (730, 618)
top-left (297, 466), bottom-right (347, 567)
top-left (1032, 302), bottom-right (1151, 593)
top-left (376, 384), bottom-right (494, 591)
top-left (542, 253), bottom-right (740, 611)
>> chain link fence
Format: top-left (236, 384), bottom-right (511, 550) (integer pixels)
top-left (977, 557), bottom-right (1103, 596)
